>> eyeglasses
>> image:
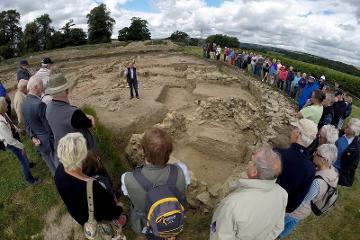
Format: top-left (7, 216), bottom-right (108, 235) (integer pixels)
top-left (314, 152), bottom-right (324, 159)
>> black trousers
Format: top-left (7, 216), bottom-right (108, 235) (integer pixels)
top-left (128, 79), bottom-right (139, 98)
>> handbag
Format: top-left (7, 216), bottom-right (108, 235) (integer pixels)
top-left (84, 179), bottom-right (126, 240)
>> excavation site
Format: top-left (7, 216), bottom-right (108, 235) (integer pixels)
top-left (0, 41), bottom-right (297, 212)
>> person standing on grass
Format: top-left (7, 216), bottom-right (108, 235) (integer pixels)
top-left (269, 59), bottom-right (278, 85)
top-left (298, 75), bottom-right (319, 110)
top-left (22, 76), bottom-right (59, 176)
top-left (291, 72), bottom-right (301, 100)
top-left (331, 90), bottom-right (347, 128)
top-left (296, 73), bottom-right (307, 101)
top-left (333, 118), bottom-right (360, 187)
top-left (0, 97), bottom-right (41, 185)
top-left (318, 93), bottom-right (335, 129)
top-left (54, 133), bottom-right (127, 227)
top-left (0, 81), bottom-right (12, 118)
top-left (297, 90), bottom-right (325, 125)
top-left (276, 119), bottom-right (318, 213)
top-left (262, 58), bottom-right (270, 82)
top-left (121, 127), bottom-right (189, 238)
top-left (17, 59), bottom-right (31, 81)
top-left (285, 66), bottom-right (295, 96)
top-left (45, 73), bottom-right (98, 153)
top-left (216, 45), bottom-right (221, 61)
top-left (277, 66), bottom-right (288, 91)
top-left (210, 145), bottom-right (287, 240)
top-left (124, 61), bottom-right (140, 99)
top-left (14, 80), bottom-right (28, 131)
top-left (278, 144), bottom-right (339, 239)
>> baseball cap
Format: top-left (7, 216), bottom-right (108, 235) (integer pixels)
top-left (42, 57), bottom-right (54, 64)
top-left (290, 119), bottom-right (318, 141)
top-left (20, 59), bottom-right (28, 65)
top-left (320, 75), bottom-right (325, 80)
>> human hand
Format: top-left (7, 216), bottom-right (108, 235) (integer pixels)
top-left (86, 114), bottom-right (96, 128)
top-left (32, 137), bottom-right (41, 147)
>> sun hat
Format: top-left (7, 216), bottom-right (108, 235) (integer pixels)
top-left (45, 73), bottom-right (71, 95)
top-left (290, 119), bottom-right (318, 141)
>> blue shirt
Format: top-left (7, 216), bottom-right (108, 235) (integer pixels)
top-left (0, 84), bottom-right (6, 97)
top-left (298, 81), bottom-right (320, 110)
top-left (293, 76), bottom-right (301, 87)
top-left (334, 135), bottom-right (349, 170)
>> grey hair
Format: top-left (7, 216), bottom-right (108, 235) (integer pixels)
top-left (0, 97), bottom-right (7, 114)
top-left (323, 93), bottom-right (335, 107)
top-left (254, 145), bottom-right (282, 180)
top-left (17, 79), bottom-right (28, 90)
top-left (320, 125), bottom-right (339, 144)
top-left (27, 75), bottom-right (43, 92)
top-left (317, 144), bottom-right (338, 166)
top-left (57, 132), bottom-right (88, 171)
top-left (348, 118), bottom-right (360, 136)
top-left (299, 132), bottom-right (314, 148)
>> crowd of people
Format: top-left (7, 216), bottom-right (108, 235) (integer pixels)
top-left (0, 54), bottom-right (359, 240)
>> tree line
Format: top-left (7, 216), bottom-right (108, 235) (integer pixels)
top-left (0, 4), bottom-right (152, 61)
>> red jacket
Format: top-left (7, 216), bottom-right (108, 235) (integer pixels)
top-left (279, 69), bottom-right (288, 81)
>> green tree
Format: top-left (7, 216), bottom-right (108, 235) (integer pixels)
top-left (0, 10), bottom-right (22, 59)
top-left (35, 14), bottom-right (54, 50)
top-left (59, 19), bottom-right (86, 46)
top-left (118, 27), bottom-right (129, 41)
top-left (206, 34), bottom-right (239, 48)
top-left (169, 31), bottom-right (189, 41)
top-left (22, 21), bottom-right (41, 52)
top-left (87, 3), bottom-right (115, 43)
top-left (118, 17), bottom-right (151, 41)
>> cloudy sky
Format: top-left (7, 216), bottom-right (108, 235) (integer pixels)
top-left (1, 0), bottom-right (360, 66)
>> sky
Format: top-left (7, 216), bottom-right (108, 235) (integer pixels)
top-left (1, 0), bottom-right (360, 66)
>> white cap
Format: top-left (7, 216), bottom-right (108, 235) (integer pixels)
top-left (320, 75), bottom-right (325, 80)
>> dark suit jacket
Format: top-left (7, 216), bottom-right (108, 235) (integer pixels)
top-left (338, 135), bottom-right (360, 187)
top-left (22, 94), bottom-right (54, 153)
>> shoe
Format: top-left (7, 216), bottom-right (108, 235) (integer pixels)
top-left (130, 97), bottom-right (134, 100)
top-left (136, 96), bottom-right (140, 99)
top-left (28, 178), bottom-right (42, 186)
top-left (29, 162), bottom-right (36, 168)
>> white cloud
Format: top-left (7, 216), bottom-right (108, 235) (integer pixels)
top-left (0, 0), bottom-right (359, 66)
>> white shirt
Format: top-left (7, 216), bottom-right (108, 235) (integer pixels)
top-left (0, 115), bottom-right (23, 149)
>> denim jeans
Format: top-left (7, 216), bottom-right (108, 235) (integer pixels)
top-left (7, 145), bottom-right (35, 183)
top-left (285, 80), bottom-right (292, 95)
top-left (278, 214), bottom-right (300, 239)
top-left (291, 86), bottom-right (298, 99)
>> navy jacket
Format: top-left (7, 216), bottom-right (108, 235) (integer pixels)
top-left (338, 135), bottom-right (359, 187)
top-left (126, 67), bottom-right (137, 82)
top-left (22, 94), bottom-right (54, 153)
top-left (16, 67), bottom-right (31, 81)
top-left (275, 143), bottom-right (315, 213)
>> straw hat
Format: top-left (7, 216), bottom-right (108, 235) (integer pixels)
top-left (45, 73), bottom-right (71, 95)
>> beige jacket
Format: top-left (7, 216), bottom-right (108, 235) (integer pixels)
top-left (14, 90), bottom-right (26, 128)
top-left (210, 179), bottom-right (288, 240)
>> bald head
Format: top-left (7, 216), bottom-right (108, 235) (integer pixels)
top-left (251, 145), bottom-right (282, 180)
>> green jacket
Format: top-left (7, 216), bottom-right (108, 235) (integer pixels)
top-left (122, 164), bottom-right (187, 233)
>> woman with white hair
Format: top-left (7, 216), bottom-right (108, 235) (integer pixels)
top-left (334, 118), bottom-right (360, 187)
top-left (54, 132), bottom-right (126, 226)
top-left (0, 97), bottom-right (40, 185)
top-left (278, 144), bottom-right (339, 239)
top-left (319, 125), bottom-right (339, 145)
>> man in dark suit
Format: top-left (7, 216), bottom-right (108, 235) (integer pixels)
top-left (124, 61), bottom-right (139, 99)
top-left (22, 75), bottom-right (58, 176)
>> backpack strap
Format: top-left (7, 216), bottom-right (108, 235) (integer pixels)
top-left (167, 164), bottom-right (178, 187)
top-left (86, 179), bottom-right (95, 222)
top-left (314, 175), bottom-right (335, 191)
top-left (133, 167), bottom-right (153, 192)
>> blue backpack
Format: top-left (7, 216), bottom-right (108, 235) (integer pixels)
top-left (133, 164), bottom-right (185, 238)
